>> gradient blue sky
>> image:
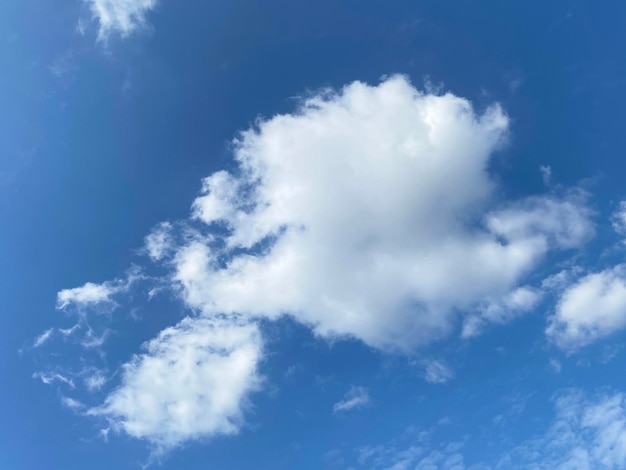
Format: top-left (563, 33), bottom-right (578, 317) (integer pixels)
top-left (3, 1), bottom-right (626, 469)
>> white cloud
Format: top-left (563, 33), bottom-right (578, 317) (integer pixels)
top-left (333, 386), bottom-right (370, 413)
top-left (358, 434), bottom-right (464, 470)
top-left (43, 75), bottom-right (597, 451)
top-left (421, 359), bottom-right (454, 384)
top-left (144, 221), bottom-right (173, 261)
top-left (485, 190), bottom-right (593, 250)
top-left (82, 368), bottom-right (108, 391)
top-left (57, 281), bottom-right (119, 311)
top-left (59, 324), bottom-right (80, 337)
top-left (548, 358), bottom-right (562, 373)
top-left (33, 328), bottom-right (54, 348)
top-left (547, 265), bottom-right (626, 351)
top-left (541, 267), bottom-right (583, 292)
top-left (415, 446), bottom-right (465, 470)
top-left (357, 389), bottom-right (626, 469)
top-left (81, 327), bottom-right (111, 349)
top-left (612, 201), bottom-right (626, 238)
top-left (61, 396), bottom-right (85, 411)
top-left (56, 270), bottom-right (141, 312)
top-left (174, 75), bottom-right (592, 352)
top-left (33, 372), bottom-right (75, 389)
top-left (85, 0), bottom-right (158, 40)
top-left (540, 165), bottom-right (552, 186)
top-left (462, 285), bottom-right (543, 338)
top-left (89, 317), bottom-right (263, 450)
top-left (498, 390), bottom-right (626, 469)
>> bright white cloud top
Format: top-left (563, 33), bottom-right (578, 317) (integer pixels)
top-left (42, 75), bottom-right (597, 448)
top-left (85, 0), bottom-right (158, 39)
top-left (90, 317), bottom-right (262, 450)
top-left (177, 75), bottom-right (591, 351)
top-left (547, 265), bottom-right (626, 351)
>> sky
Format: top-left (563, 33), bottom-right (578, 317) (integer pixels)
top-left (2, 0), bottom-right (626, 468)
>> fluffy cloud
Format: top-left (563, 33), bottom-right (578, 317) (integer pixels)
top-left (173, 75), bottom-right (591, 351)
top-left (333, 386), bottom-right (370, 413)
top-left (85, 0), bottom-right (157, 39)
top-left (547, 265), bottom-right (626, 351)
top-left (89, 317), bottom-right (262, 450)
top-left (44, 75), bottom-right (596, 450)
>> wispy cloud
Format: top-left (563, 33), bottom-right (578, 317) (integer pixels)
top-left (84, 0), bottom-right (158, 40)
top-left (611, 201), bottom-right (626, 238)
top-left (33, 372), bottom-right (75, 389)
top-left (48, 51), bottom-right (77, 78)
top-left (540, 164), bottom-right (552, 186)
top-left (56, 268), bottom-right (141, 312)
top-left (82, 368), bottom-right (108, 391)
top-left (421, 359), bottom-right (454, 384)
top-left (548, 358), bottom-right (562, 373)
top-left (463, 285), bottom-right (543, 338)
top-left (144, 221), bottom-right (173, 261)
top-left (56, 281), bottom-right (119, 311)
top-left (498, 389), bottom-right (626, 468)
top-left (356, 389), bottom-right (626, 469)
top-left (333, 387), bottom-right (370, 413)
top-left (61, 396), bottom-right (85, 411)
top-left (33, 328), bottom-right (54, 348)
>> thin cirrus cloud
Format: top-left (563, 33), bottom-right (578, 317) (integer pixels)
top-left (421, 359), bottom-right (454, 384)
top-left (611, 201), bottom-right (626, 237)
top-left (497, 389), bottom-right (626, 469)
top-left (333, 387), bottom-right (370, 413)
top-left (40, 75), bottom-right (596, 448)
top-left (84, 0), bottom-right (158, 40)
top-left (32, 328), bottom-right (54, 348)
top-left (358, 389), bottom-right (626, 469)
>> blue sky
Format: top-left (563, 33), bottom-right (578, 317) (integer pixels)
top-left (3, 0), bottom-right (626, 468)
